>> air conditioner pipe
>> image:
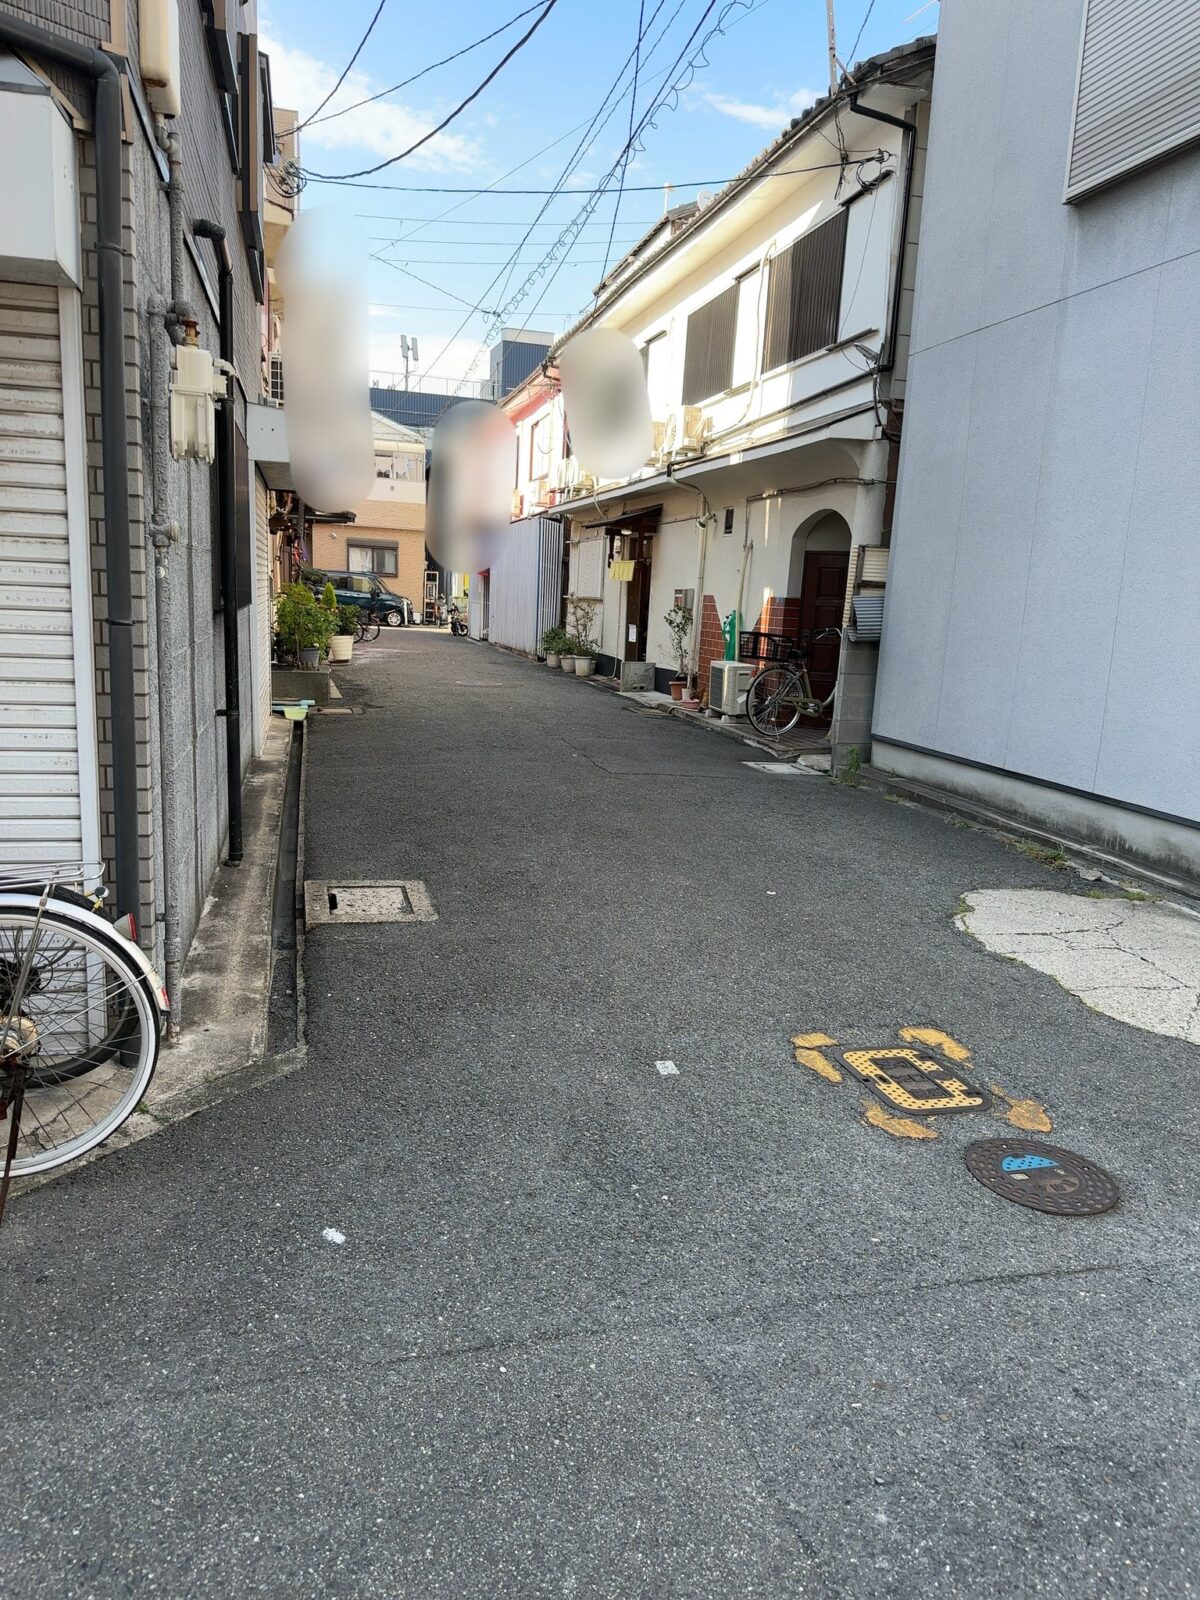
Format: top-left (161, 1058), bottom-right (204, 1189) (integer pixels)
top-left (0, 15), bottom-right (139, 917)
top-left (192, 219), bottom-right (243, 865)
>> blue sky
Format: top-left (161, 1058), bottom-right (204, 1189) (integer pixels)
top-left (261, 0), bottom-right (938, 382)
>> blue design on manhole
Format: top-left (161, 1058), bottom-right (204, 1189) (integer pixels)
top-left (1001, 1153), bottom-right (1059, 1173)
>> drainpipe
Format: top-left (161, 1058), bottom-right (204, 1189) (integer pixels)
top-left (192, 220), bottom-right (243, 865)
top-left (0, 16), bottom-right (140, 917)
top-left (847, 91), bottom-right (918, 372)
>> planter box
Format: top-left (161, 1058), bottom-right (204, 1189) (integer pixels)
top-left (575, 656), bottom-right (595, 677)
top-left (328, 636), bottom-right (353, 663)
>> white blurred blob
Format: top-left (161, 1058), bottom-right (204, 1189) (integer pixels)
top-left (557, 327), bottom-right (653, 480)
top-left (427, 401), bottom-right (515, 576)
top-left (276, 210), bottom-right (375, 512)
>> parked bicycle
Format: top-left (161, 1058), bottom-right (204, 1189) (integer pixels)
top-left (355, 608), bottom-right (381, 643)
top-left (743, 628), bottom-right (843, 736)
top-left (0, 863), bottom-right (168, 1212)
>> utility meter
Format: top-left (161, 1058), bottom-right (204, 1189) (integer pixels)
top-left (169, 325), bottom-right (228, 462)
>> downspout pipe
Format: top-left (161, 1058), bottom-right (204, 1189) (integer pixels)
top-left (192, 220), bottom-right (243, 865)
top-left (848, 91), bottom-right (918, 373)
top-left (0, 15), bottom-right (140, 917)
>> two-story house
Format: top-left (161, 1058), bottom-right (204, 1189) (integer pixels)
top-left (0, 0), bottom-right (279, 1011)
top-left (549, 37), bottom-right (934, 758)
top-left (872, 0), bottom-right (1200, 881)
top-left (466, 368), bottom-right (569, 652)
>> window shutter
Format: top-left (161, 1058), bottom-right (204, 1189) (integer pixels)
top-left (1065, 0), bottom-right (1200, 201)
top-left (764, 209), bottom-right (848, 370)
top-left (682, 284), bottom-right (738, 405)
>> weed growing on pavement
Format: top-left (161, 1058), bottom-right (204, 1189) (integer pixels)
top-left (1010, 838), bottom-right (1068, 869)
top-left (1084, 887), bottom-right (1155, 902)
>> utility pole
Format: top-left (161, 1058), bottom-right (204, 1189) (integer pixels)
top-left (825, 0), bottom-right (840, 97)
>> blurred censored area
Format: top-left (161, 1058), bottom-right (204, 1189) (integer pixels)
top-left (556, 328), bottom-right (652, 480)
top-left (276, 209), bottom-right (375, 513)
top-left (429, 330), bottom-right (653, 568)
top-left (427, 402), bottom-right (516, 578)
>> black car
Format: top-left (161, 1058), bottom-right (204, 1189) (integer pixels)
top-left (308, 570), bottom-right (414, 627)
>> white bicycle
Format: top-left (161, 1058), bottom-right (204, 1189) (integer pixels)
top-left (0, 863), bottom-right (169, 1210)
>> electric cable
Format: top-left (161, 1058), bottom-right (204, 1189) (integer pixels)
top-left (301, 2), bottom-right (546, 131)
top-left (307, 0), bottom-right (563, 181)
top-left (295, 0), bottom-right (389, 132)
top-left (601, 0), bottom-right (647, 283)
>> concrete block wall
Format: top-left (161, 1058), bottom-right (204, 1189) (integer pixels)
top-left (831, 642), bottom-right (880, 768)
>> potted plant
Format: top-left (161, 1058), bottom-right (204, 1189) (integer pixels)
top-left (274, 582), bottom-right (336, 669)
top-left (540, 624), bottom-right (570, 668)
top-left (567, 600), bottom-right (598, 677)
top-left (664, 603), bottom-right (693, 700)
top-left (328, 604), bottom-right (358, 663)
top-left (559, 647), bottom-right (577, 673)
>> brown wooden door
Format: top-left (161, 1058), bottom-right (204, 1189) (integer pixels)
top-left (800, 548), bottom-right (849, 714)
top-left (623, 535), bottom-right (653, 662)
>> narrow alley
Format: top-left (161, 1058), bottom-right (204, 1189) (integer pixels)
top-left (4, 630), bottom-right (1198, 1598)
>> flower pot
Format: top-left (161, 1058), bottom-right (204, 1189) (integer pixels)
top-left (574, 656), bottom-right (595, 677)
top-left (680, 697), bottom-right (700, 711)
top-left (328, 635), bottom-right (353, 663)
top-left (545, 652), bottom-right (560, 668)
top-left (299, 646), bottom-right (320, 670)
top-left (560, 655), bottom-right (576, 672)
top-left (669, 679), bottom-right (686, 701)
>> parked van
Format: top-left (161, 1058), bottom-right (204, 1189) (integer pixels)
top-left (308, 570), bottom-right (414, 627)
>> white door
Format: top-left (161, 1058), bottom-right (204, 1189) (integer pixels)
top-left (0, 281), bottom-right (101, 875)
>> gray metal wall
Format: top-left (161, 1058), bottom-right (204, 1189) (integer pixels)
top-left (486, 517), bottom-right (563, 655)
top-left (874, 0), bottom-right (1200, 826)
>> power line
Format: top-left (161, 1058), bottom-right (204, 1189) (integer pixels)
top-left (845, 0), bottom-right (877, 67)
top-left (371, 255), bottom-right (487, 311)
top-left (295, 0), bottom-right (389, 132)
top-left (302, 2), bottom-right (546, 131)
top-left (369, 232), bottom-right (650, 246)
top-left (308, 162), bottom-right (868, 195)
top-left (307, 0), bottom-right (564, 182)
top-left (602, 0), bottom-right (647, 283)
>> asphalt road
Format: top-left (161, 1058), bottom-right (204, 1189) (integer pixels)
top-left (4, 630), bottom-right (1199, 1598)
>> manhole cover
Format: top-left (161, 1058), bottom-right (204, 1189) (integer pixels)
top-left (964, 1139), bottom-right (1119, 1215)
top-left (304, 880), bottom-right (436, 929)
top-left (843, 1048), bottom-right (988, 1114)
top-left (742, 762), bottom-right (817, 777)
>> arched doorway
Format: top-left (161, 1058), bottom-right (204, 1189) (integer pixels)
top-left (788, 512), bottom-right (851, 718)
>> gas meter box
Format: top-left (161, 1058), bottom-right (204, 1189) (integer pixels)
top-left (169, 342), bottom-right (227, 462)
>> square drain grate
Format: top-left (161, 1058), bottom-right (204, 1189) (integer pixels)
top-left (304, 880), bottom-right (436, 929)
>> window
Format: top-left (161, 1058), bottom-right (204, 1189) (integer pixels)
top-left (239, 33), bottom-right (266, 302)
top-left (641, 332), bottom-right (668, 417)
top-left (529, 414), bottom-right (550, 480)
top-left (763, 210), bottom-right (848, 371)
top-left (348, 542), bottom-right (398, 578)
top-left (1065, 0), bottom-right (1200, 201)
top-left (731, 270), bottom-right (761, 389)
top-left (682, 286), bottom-right (738, 405)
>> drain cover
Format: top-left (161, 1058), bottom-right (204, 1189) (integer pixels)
top-left (304, 880), bottom-right (436, 929)
top-left (843, 1048), bottom-right (988, 1114)
top-left (965, 1139), bottom-right (1118, 1215)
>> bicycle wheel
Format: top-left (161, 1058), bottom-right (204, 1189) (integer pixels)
top-left (362, 617), bottom-right (380, 642)
top-left (0, 911), bottom-right (159, 1177)
top-left (746, 667), bottom-right (804, 736)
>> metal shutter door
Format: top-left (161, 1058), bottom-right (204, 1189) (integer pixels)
top-left (682, 284), bottom-right (738, 406)
top-left (1066, 0), bottom-right (1200, 200)
top-left (0, 282), bottom-right (86, 867)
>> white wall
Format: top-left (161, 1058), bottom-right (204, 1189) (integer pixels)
top-left (874, 0), bottom-right (1200, 825)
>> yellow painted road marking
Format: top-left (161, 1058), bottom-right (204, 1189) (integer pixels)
top-left (860, 1098), bottom-right (938, 1140)
top-left (793, 1047), bottom-right (842, 1084)
top-left (990, 1084), bottom-right (1053, 1132)
top-left (898, 1027), bottom-right (972, 1062)
top-left (791, 1033), bottom-right (838, 1048)
top-left (844, 1049), bottom-right (988, 1113)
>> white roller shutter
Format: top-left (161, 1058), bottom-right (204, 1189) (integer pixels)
top-left (1065, 0), bottom-right (1200, 201)
top-left (0, 281), bottom-right (99, 873)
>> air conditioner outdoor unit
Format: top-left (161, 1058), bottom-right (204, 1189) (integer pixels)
top-left (529, 476), bottom-right (550, 508)
top-left (675, 405), bottom-right (711, 456)
top-left (709, 659), bottom-right (755, 716)
top-left (511, 491), bottom-right (524, 519)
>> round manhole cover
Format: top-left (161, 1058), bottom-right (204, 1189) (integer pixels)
top-left (965, 1139), bottom-right (1119, 1216)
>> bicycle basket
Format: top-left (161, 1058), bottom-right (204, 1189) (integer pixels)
top-left (737, 631), bottom-right (797, 664)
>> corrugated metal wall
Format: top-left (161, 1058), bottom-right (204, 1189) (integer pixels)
top-left (486, 517), bottom-right (563, 654)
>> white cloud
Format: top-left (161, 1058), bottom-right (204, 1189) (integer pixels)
top-left (262, 34), bottom-right (481, 171)
top-left (697, 86), bottom-right (823, 130)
